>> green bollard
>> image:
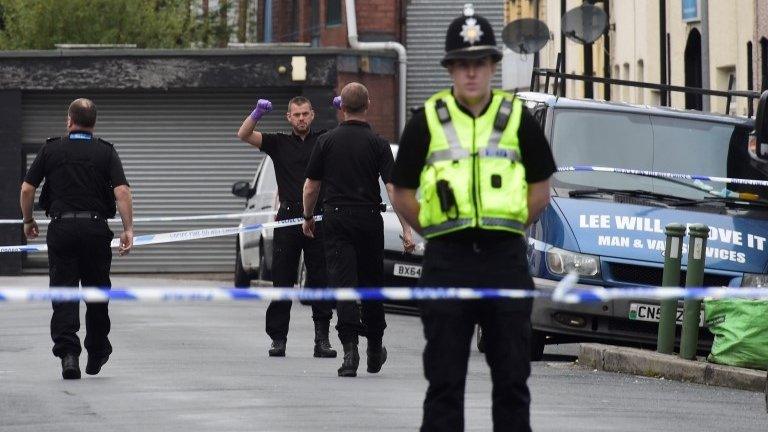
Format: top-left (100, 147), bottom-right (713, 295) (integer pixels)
top-left (657, 223), bottom-right (686, 354)
top-left (679, 223), bottom-right (709, 360)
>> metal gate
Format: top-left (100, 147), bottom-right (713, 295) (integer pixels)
top-left (22, 91), bottom-right (295, 273)
top-left (405, 0), bottom-right (504, 111)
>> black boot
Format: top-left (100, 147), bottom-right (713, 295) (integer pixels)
top-left (269, 339), bottom-right (286, 357)
top-left (313, 321), bottom-right (337, 358)
top-left (61, 354), bottom-right (81, 380)
top-left (337, 342), bottom-right (359, 377)
top-left (366, 338), bottom-right (387, 374)
top-left (85, 354), bottom-right (109, 375)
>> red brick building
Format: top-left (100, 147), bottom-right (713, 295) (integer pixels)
top-left (256, 0), bottom-right (406, 141)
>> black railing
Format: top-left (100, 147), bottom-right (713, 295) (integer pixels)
top-left (530, 53), bottom-right (762, 117)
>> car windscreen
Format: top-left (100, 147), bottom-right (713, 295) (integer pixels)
top-left (551, 108), bottom-right (763, 200)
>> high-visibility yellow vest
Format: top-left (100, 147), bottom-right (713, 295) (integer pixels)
top-left (418, 89), bottom-right (528, 238)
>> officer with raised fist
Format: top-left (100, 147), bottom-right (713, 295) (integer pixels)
top-left (237, 96), bottom-right (336, 359)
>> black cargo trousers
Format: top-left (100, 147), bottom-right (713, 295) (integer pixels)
top-left (322, 205), bottom-right (387, 345)
top-left (265, 203), bottom-right (332, 342)
top-left (47, 215), bottom-right (114, 359)
top-left (418, 235), bottom-right (534, 432)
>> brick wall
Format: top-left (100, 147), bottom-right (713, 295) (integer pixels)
top-left (337, 72), bottom-right (397, 142)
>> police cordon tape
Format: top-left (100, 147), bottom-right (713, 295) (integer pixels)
top-left (0, 215), bottom-right (315, 254)
top-left (558, 166), bottom-right (768, 188)
top-left (2, 273), bottom-right (768, 303)
top-left (3, 165), bottom-right (766, 226)
top-left (0, 210), bottom-right (277, 225)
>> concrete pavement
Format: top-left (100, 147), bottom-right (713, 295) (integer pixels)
top-left (579, 343), bottom-right (766, 393)
top-left (0, 276), bottom-right (765, 431)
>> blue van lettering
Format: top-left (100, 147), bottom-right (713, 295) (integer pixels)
top-left (646, 239), bottom-right (666, 251)
top-left (580, 214), bottom-right (610, 228)
top-left (615, 216), bottom-right (663, 233)
top-left (598, 235), bottom-right (630, 247)
top-left (747, 233), bottom-right (766, 251)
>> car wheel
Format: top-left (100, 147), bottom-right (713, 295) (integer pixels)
top-left (258, 250), bottom-right (267, 282)
top-left (234, 238), bottom-right (251, 288)
top-left (530, 330), bottom-right (546, 361)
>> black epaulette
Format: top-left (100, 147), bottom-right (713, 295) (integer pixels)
top-left (45, 136), bottom-right (62, 143)
top-left (96, 137), bottom-right (114, 147)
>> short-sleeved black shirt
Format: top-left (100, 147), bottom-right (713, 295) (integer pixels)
top-left (391, 100), bottom-right (556, 188)
top-left (24, 131), bottom-right (129, 217)
top-left (260, 128), bottom-right (327, 204)
top-left (306, 120), bottom-right (394, 207)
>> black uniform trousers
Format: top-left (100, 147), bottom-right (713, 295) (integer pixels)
top-left (265, 204), bottom-right (332, 341)
top-left (322, 206), bottom-right (387, 345)
top-left (419, 234), bottom-right (533, 432)
top-left (47, 217), bottom-right (114, 359)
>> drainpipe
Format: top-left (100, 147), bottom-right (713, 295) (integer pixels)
top-left (345, 0), bottom-right (407, 135)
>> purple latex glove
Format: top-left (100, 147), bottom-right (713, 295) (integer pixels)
top-left (250, 99), bottom-right (273, 121)
top-left (332, 96), bottom-right (342, 110)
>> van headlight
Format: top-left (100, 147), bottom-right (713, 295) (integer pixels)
top-left (545, 247), bottom-right (600, 277)
top-left (741, 273), bottom-right (768, 287)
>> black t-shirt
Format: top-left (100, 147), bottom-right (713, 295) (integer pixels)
top-left (24, 131), bottom-right (129, 217)
top-left (391, 100), bottom-right (556, 188)
top-left (261, 128), bottom-right (327, 204)
top-left (306, 120), bottom-right (394, 207)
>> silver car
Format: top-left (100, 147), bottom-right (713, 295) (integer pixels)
top-left (232, 145), bottom-right (425, 292)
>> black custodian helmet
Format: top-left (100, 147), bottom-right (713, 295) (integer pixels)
top-left (441, 4), bottom-right (503, 67)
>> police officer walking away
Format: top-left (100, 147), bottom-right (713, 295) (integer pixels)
top-left (20, 98), bottom-right (134, 380)
top-left (390, 6), bottom-right (556, 431)
top-left (237, 96), bottom-right (336, 358)
top-left (302, 82), bottom-right (414, 377)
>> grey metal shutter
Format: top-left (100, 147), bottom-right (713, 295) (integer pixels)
top-left (406, 0), bottom-right (504, 112)
top-left (22, 91), bottom-right (295, 273)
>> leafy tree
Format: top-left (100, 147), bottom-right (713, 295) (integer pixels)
top-left (0, 0), bottom-right (196, 49)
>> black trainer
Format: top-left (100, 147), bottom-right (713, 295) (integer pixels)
top-left (85, 354), bottom-right (109, 375)
top-left (337, 343), bottom-right (359, 377)
top-left (61, 354), bottom-right (81, 380)
top-left (269, 339), bottom-right (286, 357)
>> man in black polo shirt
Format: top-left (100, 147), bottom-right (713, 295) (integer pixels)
top-left (237, 96), bottom-right (336, 358)
top-left (302, 82), bottom-right (414, 377)
top-left (20, 98), bottom-right (134, 380)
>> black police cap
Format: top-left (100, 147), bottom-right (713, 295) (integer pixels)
top-left (441, 6), bottom-right (502, 67)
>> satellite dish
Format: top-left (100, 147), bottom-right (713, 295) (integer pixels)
top-left (502, 18), bottom-right (550, 54)
top-left (562, 4), bottom-right (608, 45)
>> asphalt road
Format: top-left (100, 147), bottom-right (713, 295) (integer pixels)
top-left (0, 276), bottom-right (765, 431)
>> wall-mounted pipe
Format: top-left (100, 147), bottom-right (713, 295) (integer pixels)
top-left (345, 0), bottom-right (407, 135)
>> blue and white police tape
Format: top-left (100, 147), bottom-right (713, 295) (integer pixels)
top-left (558, 166), bottom-right (768, 188)
top-left (0, 215), bottom-right (317, 254)
top-left (2, 276), bottom-right (768, 304)
top-left (0, 210), bottom-right (277, 225)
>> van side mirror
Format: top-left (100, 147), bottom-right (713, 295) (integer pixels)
top-left (231, 181), bottom-right (253, 198)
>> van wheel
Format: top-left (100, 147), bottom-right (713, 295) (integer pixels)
top-left (234, 238), bottom-right (251, 288)
top-left (530, 330), bottom-right (546, 361)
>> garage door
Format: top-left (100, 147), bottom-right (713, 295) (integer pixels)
top-left (406, 0), bottom-right (503, 112)
top-left (22, 91), bottom-right (295, 273)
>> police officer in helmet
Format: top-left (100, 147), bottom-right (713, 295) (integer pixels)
top-left (391, 5), bottom-right (556, 431)
top-left (20, 98), bottom-right (134, 380)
